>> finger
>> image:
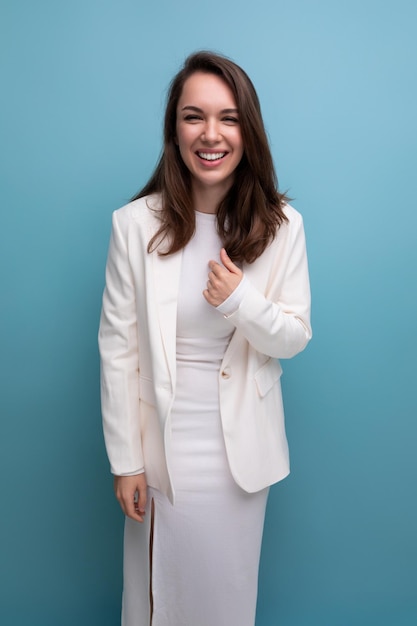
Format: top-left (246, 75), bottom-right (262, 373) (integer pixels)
top-left (137, 486), bottom-right (147, 515)
top-left (208, 260), bottom-right (223, 275)
top-left (203, 288), bottom-right (214, 304)
top-left (126, 495), bottom-right (145, 522)
top-left (220, 248), bottom-right (241, 274)
top-left (207, 272), bottom-right (218, 287)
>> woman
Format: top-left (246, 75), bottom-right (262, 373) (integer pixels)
top-left (99, 51), bottom-right (311, 626)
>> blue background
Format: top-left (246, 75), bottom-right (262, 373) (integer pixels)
top-left (1, 1), bottom-right (416, 624)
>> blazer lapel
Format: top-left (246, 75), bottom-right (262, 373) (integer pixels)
top-left (151, 247), bottom-right (183, 392)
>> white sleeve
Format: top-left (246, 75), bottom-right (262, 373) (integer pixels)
top-left (217, 213), bottom-right (311, 359)
top-left (98, 210), bottom-right (145, 475)
top-left (118, 467), bottom-right (145, 476)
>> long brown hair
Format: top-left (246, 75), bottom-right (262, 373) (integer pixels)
top-left (133, 51), bottom-right (288, 263)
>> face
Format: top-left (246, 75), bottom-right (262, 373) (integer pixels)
top-left (175, 71), bottom-right (244, 198)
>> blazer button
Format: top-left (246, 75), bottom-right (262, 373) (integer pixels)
top-left (221, 369), bottom-right (231, 379)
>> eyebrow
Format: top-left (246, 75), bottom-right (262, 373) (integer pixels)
top-left (181, 105), bottom-right (239, 114)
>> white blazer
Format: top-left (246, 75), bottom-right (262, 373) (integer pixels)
top-left (99, 194), bottom-right (311, 503)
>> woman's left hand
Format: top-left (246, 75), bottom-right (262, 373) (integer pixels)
top-left (203, 248), bottom-right (243, 307)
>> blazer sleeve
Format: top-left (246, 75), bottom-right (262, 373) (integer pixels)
top-left (223, 210), bottom-right (312, 359)
top-left (98, 210), bottom-right (144, 475)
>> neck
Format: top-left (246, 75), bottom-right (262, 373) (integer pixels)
top-left (191, 181), bottom-right (231, 214)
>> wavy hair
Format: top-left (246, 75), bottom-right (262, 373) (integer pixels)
top-left (133, 51), bottom-right (288, 263)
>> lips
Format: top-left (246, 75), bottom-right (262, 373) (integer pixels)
top-left (196, 151), bottom-right (226, 161)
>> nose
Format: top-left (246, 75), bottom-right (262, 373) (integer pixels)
top-left (201, 118), bottom-right (220, 143)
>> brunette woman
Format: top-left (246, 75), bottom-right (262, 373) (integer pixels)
top-left (99, 50), bottom-right (311, 626)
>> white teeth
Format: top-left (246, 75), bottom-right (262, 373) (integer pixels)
top-left (198, 152), bottom-right (226, 161)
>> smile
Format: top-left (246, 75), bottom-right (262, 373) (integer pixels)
top-left (197, 152), bottom-right (226, 161)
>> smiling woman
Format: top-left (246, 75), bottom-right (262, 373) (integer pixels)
top-left (175, 72), bottom-right (244, 202)
top-left (99, 51), bottom-right (312, 626)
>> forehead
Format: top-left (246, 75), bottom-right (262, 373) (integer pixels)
top-left (177, 71), bottom-right (237, 109)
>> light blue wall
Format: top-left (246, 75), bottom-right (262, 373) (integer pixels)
top-left (1, 1), bottom-right (416, 624)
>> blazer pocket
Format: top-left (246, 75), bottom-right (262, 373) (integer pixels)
top-left (254, 358), bottom-right (283, 398)
top-left (139, 375), bottom-right (157, 406)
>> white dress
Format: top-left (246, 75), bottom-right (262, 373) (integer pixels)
top-left (123, 211), bottom-right (269, 626)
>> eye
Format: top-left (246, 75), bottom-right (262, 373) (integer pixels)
top-left (222, 116), bottom-right (239, 124)
top-left (184, 114), bottom-right (202, 122)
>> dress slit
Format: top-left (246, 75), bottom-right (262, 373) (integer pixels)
top-left (149, 498), bottom-right (155, 626)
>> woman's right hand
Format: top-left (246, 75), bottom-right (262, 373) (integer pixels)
top-left (114, 473), bottom-right (148, 523)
